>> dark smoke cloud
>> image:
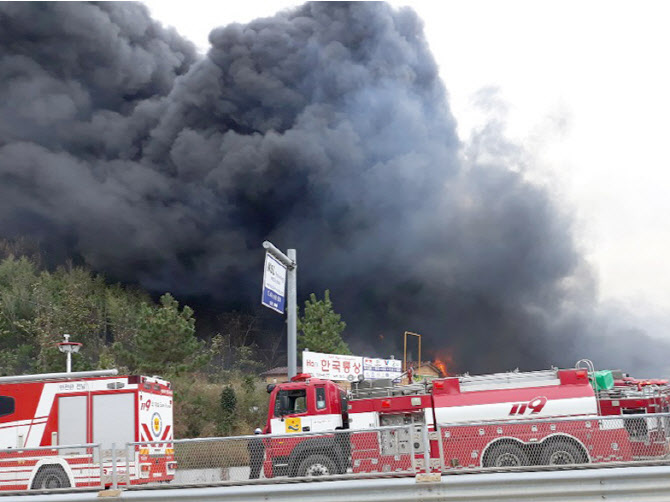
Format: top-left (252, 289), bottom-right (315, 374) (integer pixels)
top-left (0, 2), bottom-right (666, 375)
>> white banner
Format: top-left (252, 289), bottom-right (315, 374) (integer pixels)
top-left (261, 252), bottom-right (286, 313)
top-left (303, 351), bottom-right (363, 382)
top-left (363, 357), bottom-right (402, 380)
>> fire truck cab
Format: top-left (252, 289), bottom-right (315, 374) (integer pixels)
top-left (267, 375), bottom-right (348, 434)
top-left (264, 375), bottom-right (350, 477)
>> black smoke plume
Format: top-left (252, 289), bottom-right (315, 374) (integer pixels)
top-left (0, 2), bottom-right (665, 375)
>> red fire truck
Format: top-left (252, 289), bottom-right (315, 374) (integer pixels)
top-left (0, 369), bottom-right (175, 490)
top-left (262, 362), bottom-right (670, 477)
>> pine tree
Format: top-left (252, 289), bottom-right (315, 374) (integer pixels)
top-left (131, 293), bottom-right (208, 376)
top-left (219, 386), bottom-right (237, 435)
top-left (297, 290), bottom-right (350, 355)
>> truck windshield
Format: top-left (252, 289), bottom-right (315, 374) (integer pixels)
top-left (274, 389), bottom-right (307, 416)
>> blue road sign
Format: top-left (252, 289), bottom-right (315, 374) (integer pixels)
top-left (262, 252), bottom-right (287, 314)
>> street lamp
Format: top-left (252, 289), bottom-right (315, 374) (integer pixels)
top-left (57, 334), bottom-right (82, 373)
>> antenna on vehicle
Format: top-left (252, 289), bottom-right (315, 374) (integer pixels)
top-left (57, 334), bottom-right (82, 373)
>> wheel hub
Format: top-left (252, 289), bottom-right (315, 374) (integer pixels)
top-left (44, 476), bottom-right (62, 489)
top-left (495, 453), bottom-right (522, 467)
top-left (305, 463), bottom-right (330, 476)
top-left (549, 450), bottom-right (576, 464)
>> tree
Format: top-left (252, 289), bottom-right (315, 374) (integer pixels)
top-left (0, 256), bottom-right (40, 374)
top-left (297, 290), bottom-right (350, 355)
top-left (127, 293), bottom-right (208, 376)
top-left (219, 386), bottom-right (237, 435)
top-left (0, 254), bottom-right (156, 374)
top-left (203, 312), bottom-right (266, 375)
top-left (2, 262), bottom-right (115, 373)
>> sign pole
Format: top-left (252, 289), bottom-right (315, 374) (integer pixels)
top-left (287, 249), bottom-right (297, 379)
top-left (262, 241), bottom-right (297, 379)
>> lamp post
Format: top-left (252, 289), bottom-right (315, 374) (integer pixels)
top-left (57, 334), bottom-right (82, 373)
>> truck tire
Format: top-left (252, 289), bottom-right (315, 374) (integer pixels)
top-left (31, 466), bottom-right (70, 490)
top-left (296, 454), bottom-right (337, 477)
top-left (484, 442), bottom-right (529, 467)
top-left (540, 440), bottom-right (586, 465)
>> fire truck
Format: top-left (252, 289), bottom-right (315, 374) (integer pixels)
top-left (0, 369), bottom-right (175, 491)
top-left (262, 360), bottom-right (670, 477)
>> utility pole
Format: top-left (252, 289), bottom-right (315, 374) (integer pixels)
top-left (262, 241), bottom-right (298, 378)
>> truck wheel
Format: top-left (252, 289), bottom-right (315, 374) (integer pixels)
top-left (540, 440), bottom-right (586, 465)
top-left (32, 466), bottom-right (70, 490)
top-left (297, 454), bottom-right (337, 477)
top-left (484, 443), bottom-right (529, 467)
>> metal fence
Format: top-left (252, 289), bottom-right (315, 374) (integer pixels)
top-left (4, 413), bottom-right (670, 494)
top-left (0, 443), bottom-right (102, 491)
top-left (13, 465), bottom-right (670, 502)
top-left (436, 412), bottom-right (670, 471)
top-left (115, 413), bottom-right (670, 489)
top-left (121, 425), bottom-right (417, 488)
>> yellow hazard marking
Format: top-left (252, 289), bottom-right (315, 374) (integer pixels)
top-left (285, 417), bottom-right (301, 433)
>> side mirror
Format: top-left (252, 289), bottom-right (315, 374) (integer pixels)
top-left (266, 384), bottom-right (276, 394)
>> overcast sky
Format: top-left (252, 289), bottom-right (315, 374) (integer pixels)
top-left (143, 0), bottom-right (670, 338)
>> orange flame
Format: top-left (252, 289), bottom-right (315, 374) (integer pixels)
top-left (433, 351), bottom-right (454, 377)
top-left (433, 359), bottom-right (448, 377)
